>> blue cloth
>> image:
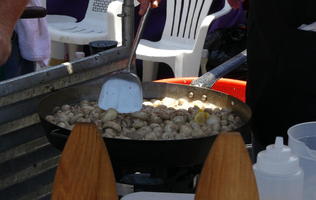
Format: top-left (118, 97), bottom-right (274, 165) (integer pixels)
top-left (0, 32), bottom-right (35, 81)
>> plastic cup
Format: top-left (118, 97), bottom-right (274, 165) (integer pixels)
top-left (288, 122), bottom-right (316, 200)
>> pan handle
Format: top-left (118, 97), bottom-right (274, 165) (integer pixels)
top-left (190, 50), bottom-right (247, 88)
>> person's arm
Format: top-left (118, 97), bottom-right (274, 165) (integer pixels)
top-left (0, 0), bottom-right (29, 65)
top-left (137, 0), bottom-right (161, 16)
top-left (228, 0), bottom-right (245, 9)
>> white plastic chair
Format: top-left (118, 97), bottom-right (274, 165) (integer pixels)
top-left (136, 0), bottom-right (232, 81)
top-left (47, 0), bottom-right (123, 60)
top-left (39, 0), bottom-right (78, 65)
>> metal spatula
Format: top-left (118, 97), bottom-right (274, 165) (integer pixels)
top-left (98, 2), bottom-right (152, 113)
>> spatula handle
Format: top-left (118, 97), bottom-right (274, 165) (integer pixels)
top-left (127, 2), bottom-right (152, 71)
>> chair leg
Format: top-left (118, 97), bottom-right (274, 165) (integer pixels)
top-left (173, 58), bottom-right (200, 78)
top-left (200, 49), bottom-right (209, 74)
top-left (142, 61), bottom-right (159, 82)
top-left (67, 44), bottom-right (83, 61)
top-left (49, 41), bottom-right (67, 66)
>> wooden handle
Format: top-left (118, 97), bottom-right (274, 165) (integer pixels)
top-left (20, 6), bottom-right (47, 19)
top-left (195, 132), bottom-right (259, 200)
top-left (51, 123), bottom-right (118, 200)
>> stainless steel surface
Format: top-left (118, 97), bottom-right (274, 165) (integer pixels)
top-left (98, 71), bottom-right (144, 113)
top-left (191, 50), bottom-right (247, 88)
top-left (0, 48), bottom-right (128, 98)
top-left (0, 0), bottom-right (135, 198)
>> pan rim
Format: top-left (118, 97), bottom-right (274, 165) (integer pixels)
top-left (38, 82), bottom-right (251, 142)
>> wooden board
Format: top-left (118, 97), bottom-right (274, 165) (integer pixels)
top-left (195, 132), bottom-right (259, 200)
top-left (51, 123), bottom-right (118, 200)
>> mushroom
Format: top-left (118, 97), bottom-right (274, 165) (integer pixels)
top-left (101, 108), bottom-right (118, 122)
top-left (47, 96), bottom-right (243, 140)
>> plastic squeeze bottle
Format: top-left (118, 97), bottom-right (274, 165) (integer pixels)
top-left (253, 137), bottom-right (304, 200)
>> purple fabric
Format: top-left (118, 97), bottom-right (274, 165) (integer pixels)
top-left (46, 0), bottom-right (89, 21)
top-left (134, 0), bottom-right (167, 41)
top-left (209, 8), bottom-right (246, 32)
top-left (208, 0), bottom-right (246, 32)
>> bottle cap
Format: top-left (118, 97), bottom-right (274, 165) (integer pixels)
top-left (254, 137), bottom-right (301, 175)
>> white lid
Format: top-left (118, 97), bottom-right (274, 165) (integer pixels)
top-left (254, 137), bottom-right (301, 175)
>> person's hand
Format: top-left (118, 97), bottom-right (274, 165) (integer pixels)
top-left (137, 0), bottom-right (161, 16)
top-left (0, 30), bottom-right (11, 66)
top-left (228, 0), bottom-right (244, 9)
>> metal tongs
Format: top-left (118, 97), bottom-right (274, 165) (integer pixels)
top-left (98, 2), bottom-right (152, 113)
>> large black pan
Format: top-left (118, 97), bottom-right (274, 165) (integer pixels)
top-left (39, 82), bottom-right (251, 168)
top-left (38, 52), bottom-right (251, 168)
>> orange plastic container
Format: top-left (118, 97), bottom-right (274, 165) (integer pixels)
top-left (155, 77), bottom-right (246, 102)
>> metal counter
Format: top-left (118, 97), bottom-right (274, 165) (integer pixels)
top-left (0, 0), bottom-right (134, 199)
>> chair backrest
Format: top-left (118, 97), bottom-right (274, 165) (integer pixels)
top-left (84, 0), bottom-right (113, 21)
top-left (162, 0), bottom-right (214, 42)
top-left (39, 0), bottom-right (46, 8)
